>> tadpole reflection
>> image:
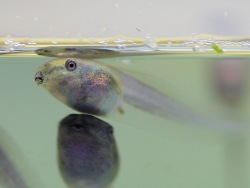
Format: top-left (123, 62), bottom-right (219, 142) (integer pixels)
top-left (57, 114), bottom-right (119, 188)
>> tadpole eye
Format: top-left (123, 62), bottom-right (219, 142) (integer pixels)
top-left (65, 59), bottom-right (77, 71)
top-left (69, 124), bottom-right (89, 133)
top-left (71, 124), bottom-right (84, 130)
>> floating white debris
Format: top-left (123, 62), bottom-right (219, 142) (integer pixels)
top-left (144, 35), bottom-right (158, 49)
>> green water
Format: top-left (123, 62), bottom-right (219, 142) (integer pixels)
top-left (1, 54), bottom-right (250, 188)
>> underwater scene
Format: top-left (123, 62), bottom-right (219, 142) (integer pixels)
top-left (1, 36), bottom-right (250, 188)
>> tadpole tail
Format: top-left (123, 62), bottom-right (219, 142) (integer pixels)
top-left (0, 128), bottom-right (29, 188)
top-left (117, 70), bottom-right (249, 132)
top-left (0, 128), bottom-right (45, 188)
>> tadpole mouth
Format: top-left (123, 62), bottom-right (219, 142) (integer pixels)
top-left (35, 71), bottom-right (44, 85)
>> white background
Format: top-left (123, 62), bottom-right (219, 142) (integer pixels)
top-left (1, 0), bottom-right (250, 38)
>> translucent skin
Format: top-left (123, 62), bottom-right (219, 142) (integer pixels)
top-left (35, 58), bottom-right (123, 115)
top-left (0, 128), bottom-right (45, 188)
top-left (35, 58), bottom-right (247, 131)
top-left (0, 129), bottom-right (28, 188)
top-left (58, 114), bottom-right (119, 188)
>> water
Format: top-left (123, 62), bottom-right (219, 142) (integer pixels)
top-left (1, 36), bottom-right (250, 188)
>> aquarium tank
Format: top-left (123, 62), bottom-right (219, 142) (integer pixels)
top-left (1, 0), bottom-right (250, 188)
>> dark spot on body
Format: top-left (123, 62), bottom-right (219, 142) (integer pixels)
top-left (65, 48), bottom-right (77, 51)
top-left (82, 96), bottom-right (88, 102)
top-left (59, 80), bottom-right (69, 86)
top-left (43, 49), bottom-right (52, 53)
top-left (35, 48), bottom-right (52, 55)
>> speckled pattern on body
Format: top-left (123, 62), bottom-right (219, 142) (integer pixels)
top-left (58, 114), bottom-right (119, 188)
top-left (35, 58), bottom-right (123, 115)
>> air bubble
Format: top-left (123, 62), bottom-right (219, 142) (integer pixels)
top-left (113, 36), bottom-right (129, 49)
top-left (88, 39), bottom-right (94, 44)
top-left (51, 40), bottom-right (58, 45)
top-left (99, 40), bottom-right (109, 46)
top-left (114, 36), bottom-right (127, 44)
top-left (28, 42), bottom-right (37, 45)
top-left (3, 39), bottom-right (25, 52)
top-left (102, 27), bottom-right (107, 31)
top-left (192, 45), bottom-right (200, 52)
top-left (8, 47), bottom-right (15, 52)
top-left (23, 39), bottom-right (35, 46)
top-left (115, 3), bottom-right (120, 9)
top-left (145, 35), bottom-right (158, 49)
top-left (224, 41), bottom-right (232, 46)
top-left (182, 40), bottom-right (193, 46)
top-left (167, 42), bottom-right (172, 47)
top-left (116, 43), bottom-right (126, 49)
top-left (242, 41), bottom-right (250, 47)
top-left (127, 39), bottom-right (136, 45)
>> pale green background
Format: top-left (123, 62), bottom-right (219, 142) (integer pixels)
top-left (1, 55), bottom-right (250, 188)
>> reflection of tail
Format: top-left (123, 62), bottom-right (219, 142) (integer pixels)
top-left (117, 70), bottom-right (249, 132)
top-left (0, 128), bottom-right (44, 188)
